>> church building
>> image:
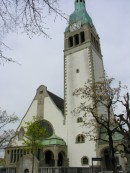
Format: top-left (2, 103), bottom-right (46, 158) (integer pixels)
top-left (4, 1), bottom-right (126, 173)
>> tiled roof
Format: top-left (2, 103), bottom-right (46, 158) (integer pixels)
top-left (48, 91), bottom-right (64, 113)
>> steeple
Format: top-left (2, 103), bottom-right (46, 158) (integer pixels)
top-left (65, 0), bottom-right (93, 32)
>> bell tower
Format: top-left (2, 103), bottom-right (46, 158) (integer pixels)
top-left (64, 0), bottom-right (105, 166)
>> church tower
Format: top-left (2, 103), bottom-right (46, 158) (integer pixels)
top-left (64, 0), bottom-right (105, 166)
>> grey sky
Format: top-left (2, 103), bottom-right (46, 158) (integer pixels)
top-left (0, 0), bottom-right (130, 123)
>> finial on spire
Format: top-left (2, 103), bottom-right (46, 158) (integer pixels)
top-left (75, 0), bottom-right (85, 3)
top-left (75, 0), bottom-right (86, 11)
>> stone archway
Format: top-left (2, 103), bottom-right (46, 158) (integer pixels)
top-left (45, 150), bottom-right (54, 166)
top-left (24, 169), bottom-right (29, 173)
top-left (17, 154), bottom-right (39, 173)
top-left (101, 148), bottom-right (114, 171)
top-left (58, 151), bottom-right (65, 167)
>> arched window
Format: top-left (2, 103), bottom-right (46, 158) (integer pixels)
top-left (81, 156), bottom-right (89, 165)
top-left (58, 151), bottom-right (65, 166)
top-left (76, 134), bottom-right (85, 143)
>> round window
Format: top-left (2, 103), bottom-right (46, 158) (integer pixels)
top-left (40, 120), bottom-right (53, 137)
top-left (33, 120), bottom-right (53, 138)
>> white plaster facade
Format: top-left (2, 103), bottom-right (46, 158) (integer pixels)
top-left (64, 48), bottom-right (98, 167)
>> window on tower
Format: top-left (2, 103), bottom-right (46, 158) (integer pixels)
top-left (76, 134), bottom-right (85, 143)
top-left (91, 33), bottom-right (100, 53)
top-left (76, 69), bottom-right (79, 73)
top-left (96, 40), bottom-right (100, 51)
top-left (74, 34), bottom-right (79, 45)
top-left (80, 32), bottom-right (85, 43)
top-left (77, 117), bottom-right (83, 122)
top-left (68, 32), bottom-right (86, 48)
top-left (68, 36), bottom-right (73, 47)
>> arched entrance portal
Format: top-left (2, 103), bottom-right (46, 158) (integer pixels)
top-left (58, 152), bottom-right (65, 166)
top-left (45, 150), bottom-right (54, 166)
top-left (102, 148), bottom-right (114, 171)
top-left (24, 169), bottom-right (29, 173)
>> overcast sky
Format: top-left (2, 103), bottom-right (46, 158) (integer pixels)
top-left (0, 0), bottom-right (130, 123)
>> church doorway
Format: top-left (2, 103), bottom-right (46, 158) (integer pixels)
top-left (45, 150), bottom-right (54, 166)
top-left (103, 148), bottom-right (114, 170)
top-left (58, 152), bottom-right (65, 166)
top-left (24, 169), bottom-right (29, 173)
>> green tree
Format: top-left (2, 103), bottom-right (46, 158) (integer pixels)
top-left (0, 158), bottom-right (5, 166)
top-left (73, 78), bottom-right (122, 173)
top-left (24, 117), bottom-right (48, 173)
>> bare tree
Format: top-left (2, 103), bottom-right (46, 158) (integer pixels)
top-left (0, 0), bottom-right (67, 63)
top-left (115, 92), bottom-right (130, 152)
top-left (15, 0), bottom-right (67, 36)
top-left (0, 109), bottom-right (19, 148)
top-left (73, 78), bottom-right (123, 173)
top-left (114, 91), bottom-right (130, 171)
top-left (0, 0), bottom-right (16, 63)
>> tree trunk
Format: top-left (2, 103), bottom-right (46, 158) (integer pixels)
top-left (32, 148), bottom-right (35, 173)
top-left (108, 133), bottom-right (117, 173)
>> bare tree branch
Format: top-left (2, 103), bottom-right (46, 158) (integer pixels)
top-left (73, 78), bottom-right (125, 173)
top-left (0, 109), bottom-right (19, 148)
top-left (0, 0), bottom-right (68, 63)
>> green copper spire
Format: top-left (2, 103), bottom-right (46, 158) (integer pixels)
top-left (65, 0), bottom-right (93, 32)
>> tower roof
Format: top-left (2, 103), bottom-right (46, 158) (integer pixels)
top-left (65, 0), bottom-right (93, 32)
